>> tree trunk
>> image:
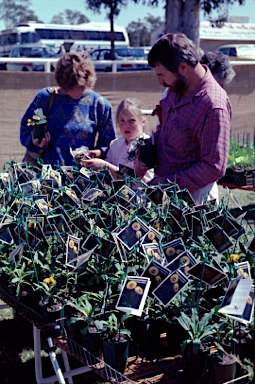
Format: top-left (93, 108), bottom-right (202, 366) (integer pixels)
top-left (165, 0), bottom-right (201, 47)
top-left (110, 0), bottom-right (116, 60)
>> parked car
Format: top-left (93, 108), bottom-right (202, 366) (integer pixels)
top-left (89, 47), bottom-right (150, 72)
top-left (218, 44), bottom-right (255, 60)
top-left (7, 44), bottom-right (58, 72)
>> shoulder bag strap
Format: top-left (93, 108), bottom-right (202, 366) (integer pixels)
top-left (46, 86), bottom-right (57, 118)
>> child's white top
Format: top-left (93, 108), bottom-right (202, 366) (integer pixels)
top-left (106, 135), bottom-right (154, 183)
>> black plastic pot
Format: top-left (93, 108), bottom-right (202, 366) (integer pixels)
top-left (81, 329), bottom-right (103, 358)
top-left (166, 321), bottom-right (188, 356)
top-left (139, 139), bottom-right (157, 169)
top-left (182, 343), bottom-right (210, 384)
top-left (39, 300), bottom-right (63, 323)
top-left (33, 124), bottom-right (46, 143)
top-left (208, 353), bottom-right (236, 384)
top-left (102, 338), bottom-right (129, 374)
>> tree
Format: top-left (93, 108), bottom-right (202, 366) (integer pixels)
top-left (84, 0), bottom-right (128, 59)
top-left (0, 0), bottom-right (42, 29)
top-left (83, 0), bottom-right (247, 52)
top-left (127, 14), bottom-right (163, 46)
top-left (164, 0), bottom-right (247, 47)
top-left (50, 9), bottom-right (90, 25)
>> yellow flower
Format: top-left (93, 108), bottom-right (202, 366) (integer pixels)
top-left (43, 276), bottom-right (56, 285)
top-left (132, 222), bottom-right (141, 231)
top-left (27, 261), bottom-right (34, 268)
top-left (170, 273), bottom-right (179, 283)
top-left (228, 254), bottom-right (240, 263)
top-left (173, 283), bottom-right (179, 292)
top-left (153, 223), bottom-right (161, 231)
top-left (69, 239), bottom-right (74, 248)
top-left (33, 115), bottom-right (40, 121)
top-left (148, 231), bottom-right (155, 240)
top-left (155, 275), bottom-right (162, 284)
top-left (166, 247), bottom-right (175, 257)
top-left (135, 286), bottom-right (143, 295)
top-left (126, 280), bottom-right (137, 290)
top-left (149, 266), bottom-right (158, 276)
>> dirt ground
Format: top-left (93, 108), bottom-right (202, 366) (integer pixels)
top-left (0, 73), bottom-right (162, 169)
top-left (0, 76), bottom-right (254, 383)
top-left (0, 73), bottom-right (255, 209)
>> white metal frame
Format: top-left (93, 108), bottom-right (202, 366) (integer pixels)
top-left (33, 326), bottom-right (91, 384)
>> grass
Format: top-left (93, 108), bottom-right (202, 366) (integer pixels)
top-left (0, 300), bottom-right (108, 383)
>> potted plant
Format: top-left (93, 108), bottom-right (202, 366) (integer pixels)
top-left (34, 277), bottom-right (66, 323)
top-left (3, 260), bottom-right (35, 302)
top-left (177, 307), bottom-right (219, 384)
top-left (100, 312), bottom-right (131, 373)
top-left (219, 137), bottom-right (255, 186)
top-left (207, 343), bottom-right (237, 384)
top-left (64, 291), bottom-right (102, 345)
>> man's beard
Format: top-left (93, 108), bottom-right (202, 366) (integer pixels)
top-left (163, 73), bottom-right (187, 94)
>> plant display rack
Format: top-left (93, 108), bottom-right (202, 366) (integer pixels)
top-left (0, 160), bottom-right (254, 383)
top-left (0, 287), bottom-right (185, 383)
top-left (0, 287), bottom-right (251, 384)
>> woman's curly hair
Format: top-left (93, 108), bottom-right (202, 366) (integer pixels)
top-left (55, 52), bottom-right (97, 90)
top-left (200, 50), bottom-right (236, 87)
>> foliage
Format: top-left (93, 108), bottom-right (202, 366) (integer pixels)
top-left (0, 0), bottom-right (42, 29)
top-left (127, 13), bottom-right (163, 46)
top-left (100, 312), bottom-right (131, 342)
top-left (50, 9), bottom-right (90, 25)
top-left (177, 308), bottom-right (218, 354)
top-left (163, 0), bottom-right (247, 47)
top-left (227, 137), bottom-right (255, 168)
top-left (64, 292), bottom-right (103, 327)
top-left (26, 108), bottom-right (47, 128)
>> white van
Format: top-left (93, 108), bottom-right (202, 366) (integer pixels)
top-left (218, 44), bottom-right (255, 60)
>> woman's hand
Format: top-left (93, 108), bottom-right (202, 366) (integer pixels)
top-left (32, 131), bottom-right (51, 149)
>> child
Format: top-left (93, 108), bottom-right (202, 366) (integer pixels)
top-left (81, 98), bottom-right (154, 183)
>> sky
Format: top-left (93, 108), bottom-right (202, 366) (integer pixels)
top-left (0, 0), bottom-right (255, 30)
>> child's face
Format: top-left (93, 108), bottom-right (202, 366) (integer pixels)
top-left (118, 108), bottom-right (145, 143)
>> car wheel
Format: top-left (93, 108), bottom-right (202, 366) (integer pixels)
top-left (0, 63), bottom-right (7, 70)
top-left (22, 67), bottom-right (29, 71)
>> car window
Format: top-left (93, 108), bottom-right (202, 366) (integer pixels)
top-left (219, 47), bottom-right (229, 55)
top-left (229, 48), bottom-right (237, 57)
top-left (131, 48), bottom-right (146, 58)
top-left (29, 48), bottom-right (43, 57)
top-left (9, 47), bottom-right (19, 57)
top-left (116, 49), bottom-right (132, 57)
top-left (20, 48), bottom-right (33, 57)
top-left (90, 50), bottom-right (99, 60)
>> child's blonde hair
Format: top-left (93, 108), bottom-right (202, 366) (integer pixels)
top-left (115, 98), bottom-right (147, 130)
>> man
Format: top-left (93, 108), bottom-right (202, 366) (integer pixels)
top-left (148, 33), bottom-right (232, 204)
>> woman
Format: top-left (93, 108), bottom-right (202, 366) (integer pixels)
top-left (20, 52), bottom-right (116, 167)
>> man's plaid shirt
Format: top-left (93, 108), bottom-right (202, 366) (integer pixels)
top-left (154, 68), bottom-right (232, 193)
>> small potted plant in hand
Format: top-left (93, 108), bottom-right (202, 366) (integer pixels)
top-left (100, 312), bottom-right (131, 373)
top-left (27, 108), bottom-right (47, 143)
